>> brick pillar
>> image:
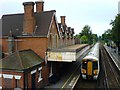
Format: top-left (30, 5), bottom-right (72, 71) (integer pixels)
top-left (42, 65), bottom-right (49, 85)
top-left (35, 70), bottom-right (38, 88)
top-left (12, 76), bottom-right (15, 89)
top-left (20, 75), bottom-right (24, 89)
top-left (28, 73), bottom-right (32, 88)
top-left (2, 75), bottom-right (4, 89)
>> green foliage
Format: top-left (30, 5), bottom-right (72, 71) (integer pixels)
top-left (101, 29), bottom-right (112, 43)
top-left (75, 25), bottom-right (98, 45)
top-left (101, 14), bottom-right (120, 47)
top-left (92, 34), bottom-right (98, 44)
top-left (110, 14), bottom-right (120, 46)
top-left (80, 35), bottom-right (88, 44)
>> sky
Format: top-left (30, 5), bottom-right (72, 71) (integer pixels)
top-left (0, 0), bottom-right (119, 36)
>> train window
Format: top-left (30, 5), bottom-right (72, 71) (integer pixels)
top-left (82, 61), bottom-right (87, 69)
top-left (93, 61), bottom-right (98, 69)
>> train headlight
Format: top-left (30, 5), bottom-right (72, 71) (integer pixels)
top-left (82, 69), bottom-right (86, 74)
top-left (93, 70), bottom-right (98, 75)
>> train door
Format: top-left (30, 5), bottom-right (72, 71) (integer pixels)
top-left (87, 61), bottom-right (92, 76)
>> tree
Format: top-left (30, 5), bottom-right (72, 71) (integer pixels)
top-left (80, 25), bottom-right (93, 44)
top-left (101, 29), bottom-right (113, 46)
top-left (110, 14), bottom-right (120, 46)
top-left (75, 25), bottom-right (98, 44)
top-left (92, 34), bottom-right (98, 44)
top-left (81, 35), bottom-right (88, 44)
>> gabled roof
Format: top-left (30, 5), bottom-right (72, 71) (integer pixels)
top-left (35, 10), bottom-right (56, 36)
top-left (63, 25), bottom-right (67, 33)
top-left (58, 23), bottom-right (64, 33)
top-left (0, 49), bottom-right (44, 71)
top-left (67, 27), bottom-right (71, 34)
top-left (1, 10), bottom-right (60, 37)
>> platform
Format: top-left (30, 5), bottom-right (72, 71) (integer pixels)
top-left (104, 45), bottom-right (120, 71)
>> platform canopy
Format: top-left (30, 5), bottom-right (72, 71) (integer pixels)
top-left (47, 44), bottom-right (88, 62)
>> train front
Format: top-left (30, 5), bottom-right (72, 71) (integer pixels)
top-left (81, 56), bottom-right (99, 80)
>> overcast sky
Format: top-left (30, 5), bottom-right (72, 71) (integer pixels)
top-left (0, 0), bottom-right (119, 36)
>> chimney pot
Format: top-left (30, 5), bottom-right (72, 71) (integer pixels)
top-left (23, 2), bottom-right (35, 17)
top-left (23, 2), bottom-right (35, 6)
top-left (60, 16), bottom-right (66, 25)
top-left (35, 0), bottom-right (44, 13)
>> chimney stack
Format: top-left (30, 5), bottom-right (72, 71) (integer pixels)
top-left (35, 0), bottom-right (44, 13)
top-left (23, 2), bottom-right (35, 34)
top-left (60, 16), bottom-right (66, 25)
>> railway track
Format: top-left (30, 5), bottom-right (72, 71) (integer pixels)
top-left (74, 43), bottom-right (120, 89)
top-left (100, 44), bottom-right (120, 89)
top-left (74, 43), bottom-right (101, 89)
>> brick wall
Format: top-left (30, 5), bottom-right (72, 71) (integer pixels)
top-left (17, 37), bottom-right (48, 59)
top-left (48, 16), bottom-right (60, 49)
top-left (1, 37), bottom-right (48, 59)
top-left (0, 71), bottom-right (24, 89)
top-left (1, 38), bottom-right (8, 53)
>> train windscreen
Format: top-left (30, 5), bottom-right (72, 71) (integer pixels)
top-left (93, 61), bottom-right (98, 69)
top-left (82, 61), bottom-right (87, 69)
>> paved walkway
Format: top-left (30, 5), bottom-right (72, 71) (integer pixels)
top-left (104, 45), bottom-right (120, 71)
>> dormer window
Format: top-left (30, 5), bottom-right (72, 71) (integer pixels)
top-left (52, 25), bottom-right (54, 29)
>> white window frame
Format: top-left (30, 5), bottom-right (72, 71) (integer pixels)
top-left (38, 67), bottom-right (43, 82)
top-left (3, 74), bottom-right (13, 79)
top-left (14, 75), bottom-right (21, 80)
top-left (30, 70), bottom-right (37, 74)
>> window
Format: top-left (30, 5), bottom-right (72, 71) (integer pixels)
top-left (38, 67), bottom-right (43, 82)
top-left (93, 61), bottom-right (98, 69)
top-left (49, 34), bottom-right (52, 48)
top-left (14, 75), bottom-right (22, 90)
top-left (82, 61), bottom-right (87, 69)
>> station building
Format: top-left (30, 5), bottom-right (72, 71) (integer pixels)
top-left (0, 0), bottom-right (76, 88)
top-left (0, 49), bottom-right (44, 89)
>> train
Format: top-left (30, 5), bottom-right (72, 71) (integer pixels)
top-left (81, 42), bottom-right (100, 80)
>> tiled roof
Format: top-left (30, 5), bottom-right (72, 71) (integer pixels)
top-left (2, 14), bottom-right (24, 37)
top-left (35, 10), bottom-right (55, 36)
top-left (0, 49), bottom-right (44, 71)
top-left (1, 10), bottom-right (56, 37)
